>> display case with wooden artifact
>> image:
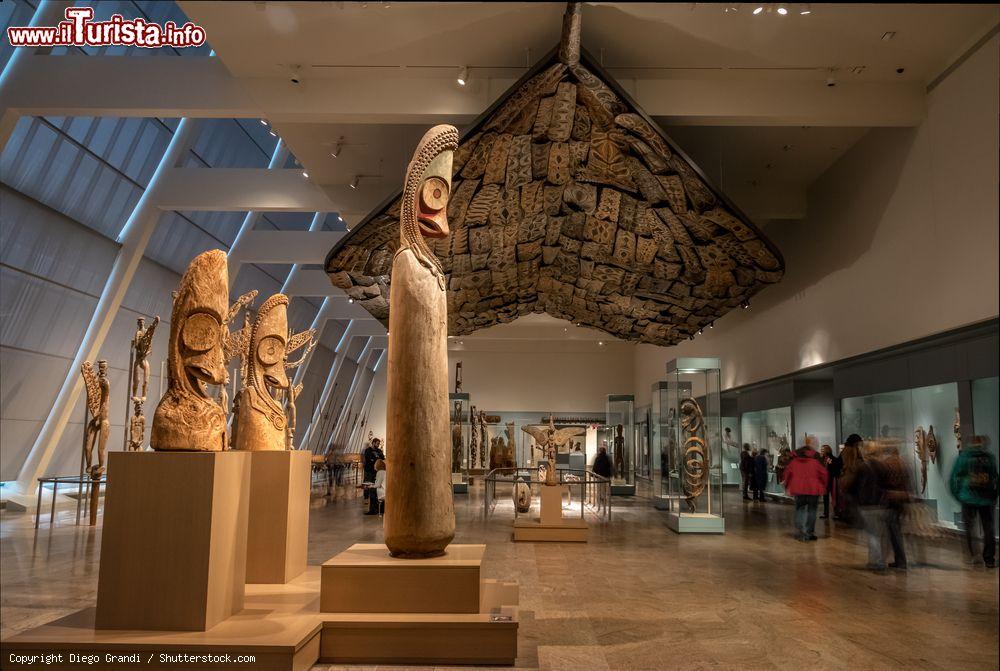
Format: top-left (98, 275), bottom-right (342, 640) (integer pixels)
top-left (663, 357), bottom-right (724, 533)
top-left (606, 394), bottom-right (636, 495)
top-left (450, 391), bottom-right (471, 493)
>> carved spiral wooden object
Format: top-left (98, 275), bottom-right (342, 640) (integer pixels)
top-left (680, 398), bottom-right (709, 512)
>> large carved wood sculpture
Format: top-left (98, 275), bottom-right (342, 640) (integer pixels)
top-left (680, 398), bottom-right (709, 512)
top-left (152, 250), bottom-right (230, 452)
top-left (522, 417), bottom-right (585, 486)
top-left (80, 360), bottom-right (110, 478)
top-left (326, 2), bottom-right (783, 345)
top-left (383, 124), bottom-right (460, 558)
top-left (233, 294), bottom-right (315, 451)
top-left (127, 317), bottom-right (158, 452)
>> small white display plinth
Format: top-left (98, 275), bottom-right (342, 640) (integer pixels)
top-left (667, 511), bottom-right (726, 534)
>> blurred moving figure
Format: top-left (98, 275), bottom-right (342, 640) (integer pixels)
top-left (880, 440), bottom-right (912, 570)
top-left (949, 436), bottom-right (999, 568)
top-left (838, 434), bottom-right (865, 524)
top-left (782, 443), bottom-right (829, 541)
top-left (820, 444), bottom-right (843, 519)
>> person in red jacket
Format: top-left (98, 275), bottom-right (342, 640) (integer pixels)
top-left (782, 444), bottom-right (829, 541)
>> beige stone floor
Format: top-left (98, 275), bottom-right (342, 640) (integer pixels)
top-left (2, 481), bottom-right (997, 671)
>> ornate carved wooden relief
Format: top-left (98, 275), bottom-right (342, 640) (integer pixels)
top-left (325, 3), bottom-right (783, 346)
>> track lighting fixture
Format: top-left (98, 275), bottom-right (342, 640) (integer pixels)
top-left (799, 3), bottom-right (811, 14)
top-left (259, 119), bottom-right (268, 126)
top-left (741, 299), bottom-right (751, 310)
top-left (457, 66), bottom-right (469, 86)
top-left (330, 138), bottom-right (343, 158)
top-left (337, 214), bottom-right (344, 223)
top-left (301, 170), bottom-right (309, 178)
top-left (698, 327), bottom-right (704, 335)
top-left (753, 5), bottom-right (764, 15)
top-left (268, 129), bottom-right (277, 138)
top-left (776, 4), bottom-right (788, 15)
top-left (709, 322), bottom-right (715, 329)
top-left (349, 175), bottom-right (360, 189)
top-left (348, 297), bottom-right (354, 304)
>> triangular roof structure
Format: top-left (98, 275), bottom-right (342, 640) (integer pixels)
top-left (325, 3), bottom-right (784, 347)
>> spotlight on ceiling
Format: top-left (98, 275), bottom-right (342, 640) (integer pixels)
top-left (597, 340), bottom-right (605, 346)
top-left (741, 299), bottom-right (751, 310)
top-left (337, 214), bottom-right (344, 222)
top-left (348, 297), bottom-right (354, 304)
top-left (709, 321), bottom-right (715, 329)
top-left (799, 3), bottom-right (812, 14)
top-left (268, 130), bottom-right (277, 138)
top-left (776, 4), bottom-right (788, 15)
top-left (331, 138), bottom-right (344, 158)
top-left (349, 175), bottom-right (360, 189)
top-left (301, 170), bottom-right (309, 178)
top-left (259, 119), bottom-right (268, 126)
top-left (753, 5), bottom-right (764, 15)
top-left (724, 4), bottom-right (738, 12)
top-left (698, 327), bottom-right (704, 335)
top-left (457, 66), bottom-right (469, 86)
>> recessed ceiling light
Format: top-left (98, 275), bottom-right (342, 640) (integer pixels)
top-left (776, 4), bottom-right (788, 15)
top-left (597, 341), bottom-right (605, 346)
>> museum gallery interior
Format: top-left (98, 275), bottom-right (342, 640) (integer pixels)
top-left (0, 1), bottom-right (997, 669)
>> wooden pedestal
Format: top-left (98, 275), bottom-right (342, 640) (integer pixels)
top-left (321, 543), bottom-right (483, 614)
top-left (246, 450), bottom-right (311, 584)
top-left (513, 484), bottom-right (588, 542)
top-left (95, 451), bottom-right (250, 632)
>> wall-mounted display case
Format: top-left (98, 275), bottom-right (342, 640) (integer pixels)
top-left (606, 394), bottom-right (636, 495)
top-left (449, 393), bottom-right (471, 493)
top-left (741, 406), bottom-right (793, 498)
top-left (721, 416), bottom-right (741, 485)
top-left (636, 406), bottom-right (652, 481)
top-left (840, 383), bottom-right (964, 528)
top-left (663, 358), bottom-right (724, 533)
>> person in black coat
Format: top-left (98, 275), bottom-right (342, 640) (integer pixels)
top-left (820, 444), bottom-right (843, 519)
top-left (362, 437), bottom-right (385, 516)
top-left (592, 446), bottom-right (613, 479)
top-left (753, 449), bottom-right (770, 501)
top-left (739, 444), bottom-right (754, 500)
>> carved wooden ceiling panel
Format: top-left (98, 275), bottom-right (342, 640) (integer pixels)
top-left (325, 5), bottom-right (783, 347)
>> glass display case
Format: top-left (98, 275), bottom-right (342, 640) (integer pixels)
top-left (971, 377), bottom-right (999, 528)
top-left (606, 395), bottom-right (636, 495)
top-left (839, 383), bottom-right (962, 528)
top-left (721, 417), bottom-right (741, 485)
top-left (740, 406), bottom-right (793, 498)
top-left (651, 381), bottom-right (673, 509)
top-left (449, 393), bottom-right (470, 493)
top-left (636, 407), bottom-right (652, 481)
top-left (663, 358), bottom-right (725, 533)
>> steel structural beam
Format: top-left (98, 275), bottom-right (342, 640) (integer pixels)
top-left (1, 54), bottom-right (927, 127)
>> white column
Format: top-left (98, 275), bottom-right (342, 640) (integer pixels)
top-left (0, 1), bottom-right (72, 149)
top-left (15, 117), bottom-right (203, 494)
top-left (226, 139), bottom-right (289, 290)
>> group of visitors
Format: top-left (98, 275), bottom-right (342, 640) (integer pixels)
top-left (739, 445), bottom-right (772, 501)
top-left (765, 432), bottom-right (998, 571)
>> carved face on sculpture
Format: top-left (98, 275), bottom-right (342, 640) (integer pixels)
top-left (170, 249), bottom-right (228, 396)
top-left (98, 360), bottom-right (108, 376)
top-left (399, 124), bottom-right (459, 276)
top-left (249, 294), bottom-right (291, 394)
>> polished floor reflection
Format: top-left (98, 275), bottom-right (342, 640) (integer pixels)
top-left (2, 482), bottom-right (997, 670)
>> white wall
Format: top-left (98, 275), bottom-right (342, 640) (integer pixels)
top-left (634, 35), bottom-right (1000, 399)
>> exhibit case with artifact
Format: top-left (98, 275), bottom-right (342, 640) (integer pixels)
top-left (740, 406), bottom-right (792, 498)
top-left (663, 358), bottom-right (725, 533)
top-left (450, 392), bottom-right (471, 493)
top-left (840, 383), bottom-right (964, 528)
top-left (606, 394), bottom-right (636, 495)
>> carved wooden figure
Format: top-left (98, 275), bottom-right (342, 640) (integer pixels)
top-left (151, 249), bottom-right (230, 452)
top-left (233, 294), bottom-right (315, 452)
top-left (383, 124), bottom-right (460, 558)
top-left (283, 328), bottom-right (316, 449)
top-left (522, 417), bottom-right (585, 486)
top-left (131, 317), bottom-right (159, 403)
top-left (81, 360), bottom-right (110, 478)
top-left (914, 426), bottom-right (928, 494)
top-left (680, 398), bottom-right (709, 512)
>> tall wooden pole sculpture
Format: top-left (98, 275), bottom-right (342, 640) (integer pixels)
top-left (384, 124), bottom-right (459, 558)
